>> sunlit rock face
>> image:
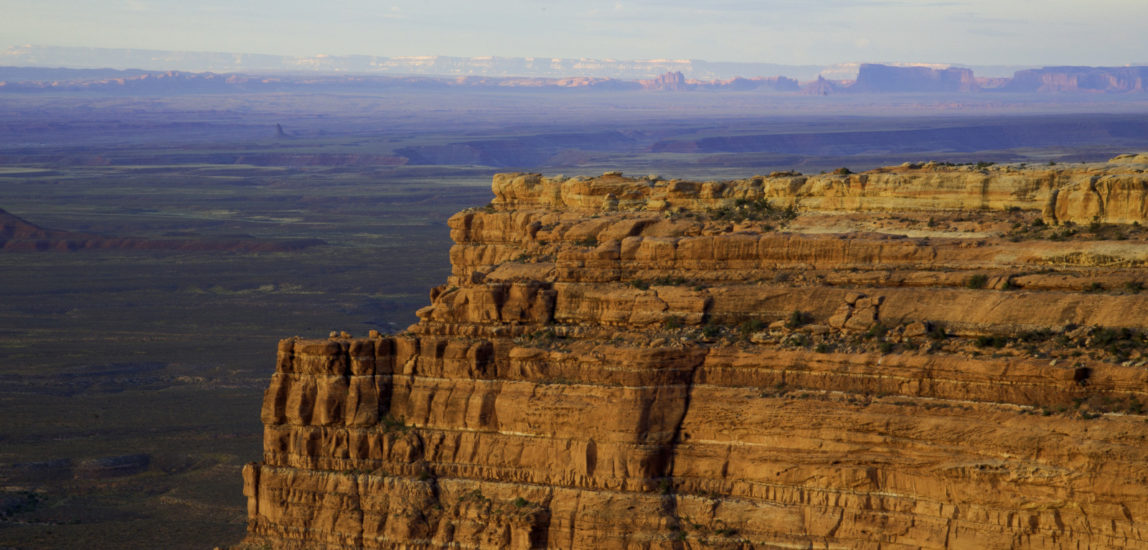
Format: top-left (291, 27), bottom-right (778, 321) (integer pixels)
top-left (241, 156), bottom-right (1148, 549)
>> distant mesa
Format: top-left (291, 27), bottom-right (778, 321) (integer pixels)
top-left (640, 70), bottom-right (689, 91)
top-left (0, 47), bottom-right (1145, 95)
top-left (850, 63), bottom-right (979, 93)
top-left (999, 66), bottom-right (1148, 93)
top-left (639, 71), bottom-right (800, 93)
top-left (0, 45), bottom-right (828, 81)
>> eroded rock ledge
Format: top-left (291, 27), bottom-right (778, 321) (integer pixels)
top-left (240, 156), bottom-right (1148, 549)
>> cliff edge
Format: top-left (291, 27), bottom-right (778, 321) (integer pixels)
top-left (240, 155), bottom-right (1148, 549)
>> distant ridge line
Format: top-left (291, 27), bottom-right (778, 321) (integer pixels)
top-left (1, 44), bottom-right (1040, 81)
top-left (2, 62), bottom-right (1145, 95)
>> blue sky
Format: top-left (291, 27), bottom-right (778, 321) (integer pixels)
top-left (3, 0), bottom-right (1146, 66)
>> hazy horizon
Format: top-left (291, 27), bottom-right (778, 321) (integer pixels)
top-left (3, 0), bottom-right (1146, 67)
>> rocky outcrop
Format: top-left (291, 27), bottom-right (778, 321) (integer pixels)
top-left (241, 156), bottom-right (1148, 549)
top-left (483, 157), bottom-right (1148, 226)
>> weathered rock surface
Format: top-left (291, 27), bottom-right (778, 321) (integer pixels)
top-left (240, 156), bottom-right (1148, 549)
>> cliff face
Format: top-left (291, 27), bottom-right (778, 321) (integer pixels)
top-left (241, 156), bottom-right (1148, 549)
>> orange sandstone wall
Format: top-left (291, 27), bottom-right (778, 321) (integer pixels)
top-left (241, 156), bottom-right (1148, 549)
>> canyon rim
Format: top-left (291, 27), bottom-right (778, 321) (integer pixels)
top-left (238, 155), bottom-right (1148, 549)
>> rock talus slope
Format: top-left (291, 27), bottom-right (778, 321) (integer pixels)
top-left (241, 156), bottom-right (1148, 549)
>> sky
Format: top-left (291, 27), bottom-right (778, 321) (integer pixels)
top-left (3, 0), bottom-right (1146, 67)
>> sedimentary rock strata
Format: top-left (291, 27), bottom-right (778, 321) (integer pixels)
top-left (241, 156), bottom-right (1148, 549)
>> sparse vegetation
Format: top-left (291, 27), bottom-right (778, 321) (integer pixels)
top-left (864, 323), bottom-right (889, 340)
top-left (381, 415), bottom-right (410, 433)
top-left (632, 276), bottom-right (690, 288)
top-left (573, 236), bottom-right (599, 247)
top-left (708, 197), bottom-right (798, 224)
top-left (975, 335), bottom-right (1009, 349)
top-left (785, 310), bottom-right (811, 329)
top-left (786, 334), bottom-right (811, 347)
top-left (966, 274), bottom-right (989, 289)
top-left (737, 319), bottom-right (767, 339)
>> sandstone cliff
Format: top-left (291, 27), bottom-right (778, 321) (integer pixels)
top-left (241, 155), bottom-right (1148, 549)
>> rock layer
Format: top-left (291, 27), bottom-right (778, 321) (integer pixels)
top-left (241, 156), bottom-right (1148, 549)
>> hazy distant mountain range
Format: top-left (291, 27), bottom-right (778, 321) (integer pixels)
top-left (2, 44), bottom-right (1033, 81)
top-left (1, 45), bottom-right (1145, 95)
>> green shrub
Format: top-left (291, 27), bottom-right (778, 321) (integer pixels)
top-left (787, 334), bottom-right (810, 347)
top-left (573, 236), bottom-right (598, 247)
top-left (975, 335), bottom-right (1008, 349)
top-left (784, 310), bottom-right (810, 329)
top-left (708, 197), bottom-right (798, 223)
top-left (966, 274), bottom-right (989, 289)
top-left (737, 319), bottom-right (767, 339)
top-left (381, 415), bottom-right (409, 432)
top-left (864, 323), bottom-right (888, 340)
